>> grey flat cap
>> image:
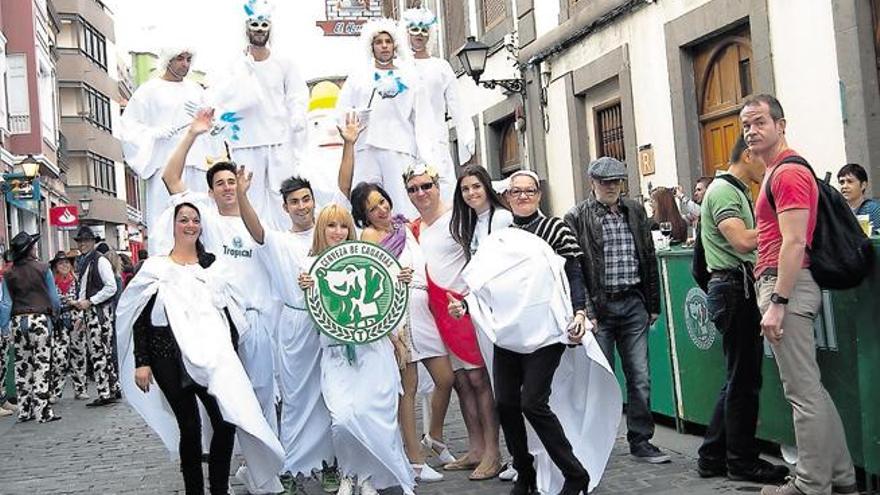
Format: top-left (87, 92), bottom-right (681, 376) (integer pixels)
top-left (588, 156), bottom-right (627, 180)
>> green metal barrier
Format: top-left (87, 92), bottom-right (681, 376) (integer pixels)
top-left (657, 240), bottom-right (880, 475)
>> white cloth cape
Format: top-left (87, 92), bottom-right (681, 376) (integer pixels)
top-left (115, 257), bottom-right (284, 493)
top-left (462, 228), bottom-right (622, 494)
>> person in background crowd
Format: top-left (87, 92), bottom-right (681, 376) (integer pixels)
top-left (0, 232), bottom-right (62, 423)
top-left (49, 250), bottom-right (90, 403)
top-left (650, 187), bottom-right (688, 244)
top-left (677, 177), bottom-right (713, 225)
top-left (742, 94), bottom-right (857, 495)
top-left (72, 227), bottom-right (120, 407)
top-left (96, 243), bottom-right (124, 308)
top-left (119, 254), bottom-right (134, 287)
top-left (0, 257), bottom-right (17, 417)
top-left (133, 249), bottom-right (149, 276)
top-left (564, 157), bottom-right (669, 464)
top-left (837, 163), bottom-right (880, 234)
top-left (695, 136), bottom-right (788, 484)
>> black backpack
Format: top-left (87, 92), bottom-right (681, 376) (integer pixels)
top-left (765, 155), bottom-right (874, 290)
top-left (691, 174), bottom-right (753, 291)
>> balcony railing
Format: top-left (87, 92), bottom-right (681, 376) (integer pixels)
top-left (9, 114), bottom-right (31, 134)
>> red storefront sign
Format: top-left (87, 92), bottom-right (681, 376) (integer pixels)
top-left (49, 205), bottom-right (79, 230)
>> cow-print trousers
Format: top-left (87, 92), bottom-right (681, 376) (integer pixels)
top-left (11, 313), bottom-right (56, 422)
top-left (50, 310), bottom-right (89, 400)
top-left (84, 305), bottom-right (119, 400)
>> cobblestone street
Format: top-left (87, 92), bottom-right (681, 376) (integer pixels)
top-left (0, 387), bottom-right (783, 494)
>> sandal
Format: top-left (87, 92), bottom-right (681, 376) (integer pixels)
top-left (469, 460), bottom-right (504, 481)
top-left (421, 434), bottom-right (457, 464)
top-left (443, 457), bottom-right (481, 471)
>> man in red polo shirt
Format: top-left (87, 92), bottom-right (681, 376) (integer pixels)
top-left (742, 94), bottom-right (856, 495)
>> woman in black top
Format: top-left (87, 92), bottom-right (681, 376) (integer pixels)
top-left (450, 170), bottom-right (592, 495)
top-left (131, 202), bottom-right (238, 495)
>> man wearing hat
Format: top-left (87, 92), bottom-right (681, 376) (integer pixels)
top-left (0, 232), bottom-right (62, 422)
top-left (564, 156), bottom-right (669, 464)
top-left (72, 226), bottom-right (119, 407)
top-left (49, 250), bottom-right (89, 403)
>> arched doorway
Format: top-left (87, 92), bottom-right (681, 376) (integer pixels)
top-left (694, 27), bottom-right (756, 196)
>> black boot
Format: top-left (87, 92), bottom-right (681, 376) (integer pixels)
top-left (558, 474), bottom-right (590, 495)
top-left (511, 467), bottom-right (538, 495)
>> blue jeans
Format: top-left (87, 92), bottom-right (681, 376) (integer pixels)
top-left (698, 270), bottom-right (763, 471)
top-left (595, 291), bottom-right (653, 446)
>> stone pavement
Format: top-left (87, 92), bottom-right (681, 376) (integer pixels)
top-left (0, 389), bottom-right (780, 494)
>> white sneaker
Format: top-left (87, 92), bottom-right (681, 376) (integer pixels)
top-left (337, 477), bottom-right (354, 495)
top-left (358, 477), bottom-right (379, 495)
top-left (499, 464), bottom-right (517, 481)
top-left (75, 392), bottom-right (89, 400)
top-left (1, 401), bottom-right (17, 412)
top-left (48, 397), bottom-right (58, 404)
top-left (0, 408), bottom-right (12, 417)
top-left (412, 463), bottom-right (443, 482)
top-left (421, 434), bottom-right (456, 464)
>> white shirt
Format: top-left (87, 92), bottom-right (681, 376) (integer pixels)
top-left (78, 255), bottom-right (117, 305)
top-left (207, 215), bottom-right (273, 312)
top-left (257, 228), bottom-right (315, 309)
top-left (213, 53), bottom-right (309, 149)
top-left (336, 65), bottom-right (434, 158)
top-left (471, 208), bottom-right (513, 257)
top-left (121, 78), bottom-right (221, 176)
top-left (419, 209), bottom-right (467, 292)
top-left (413, 57), bottom-right (475, 164)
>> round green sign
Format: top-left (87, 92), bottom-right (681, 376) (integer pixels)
top-left (306, 241), bottom-right (409, 344)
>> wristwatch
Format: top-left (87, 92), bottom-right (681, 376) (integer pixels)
top-left (770, 293), bottom-right (789, 305)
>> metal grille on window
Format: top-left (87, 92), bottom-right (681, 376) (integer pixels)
top-left (482, 0), bottom-right (506, 30)
top-left (596, 102), bottom-right (626, 162)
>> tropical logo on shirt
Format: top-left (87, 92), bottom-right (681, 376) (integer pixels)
top-left (223, 236), bottom-right (253, 259)
top-left (306, 241), bottom-right (408, 344)
top-left (684, 287), bottom-right (718, 350)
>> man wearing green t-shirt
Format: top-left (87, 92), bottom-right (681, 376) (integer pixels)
top-left (696, 136), bottom-right (789, 484)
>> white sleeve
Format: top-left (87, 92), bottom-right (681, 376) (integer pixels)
top-left (89, 257), bottom-right (117, 305)
top-left (443, 64), bottom-right (476, 164)
top-left (257, 230), bottom-right (307, 308)
top-left (284, 60), bottom-right (309, 134)
top-left (120, 86), bottom-right (164, 179)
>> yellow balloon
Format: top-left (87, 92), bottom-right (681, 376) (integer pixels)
top-left (309, 81), bottom-right (341, 111)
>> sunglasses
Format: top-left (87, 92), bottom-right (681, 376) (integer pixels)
top-left (408, 26), bottom-right (430, 36)
top-left (248, 20), bottom-right (271, 31)
top-left (406, 182), bottom-right (435, 194)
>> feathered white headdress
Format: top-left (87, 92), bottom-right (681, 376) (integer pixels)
top-left (402, 7), bottom-right (438, 54)
top-left (243, 0), bottom-right (274, 21)
top-left (359, 17), bottom-right (408, 62)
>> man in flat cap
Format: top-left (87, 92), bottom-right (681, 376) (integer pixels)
top-left (72, 226), bottom-right (119, 407)
top-left (0, 232), bottom-right (61, 422)
top-left (564, 157), bottom-right (668, 464)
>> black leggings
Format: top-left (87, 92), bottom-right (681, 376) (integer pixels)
top-left (152, 356), bottom-right (236, 495)
top-left (494, 343), bottom-right (588, 482)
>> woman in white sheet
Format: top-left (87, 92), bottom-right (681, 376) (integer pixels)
top-left (297, 205), bottom-right (416, 495)
top-left (115, 201), bottom-right (284, 495)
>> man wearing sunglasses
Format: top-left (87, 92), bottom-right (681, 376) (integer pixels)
top-left (211, 0), bottom-right (309, 232)
top-left (564, 157), bottom-right (670, 465)
top-left (120, 42), bottom-right (222, 241)
top-left (336, 18), bottom-right (434, 221)
top-left (402, 8), bottom-right (475, 209)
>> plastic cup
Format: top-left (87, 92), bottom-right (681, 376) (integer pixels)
top-left (857, 214), bottom-right (871, 236)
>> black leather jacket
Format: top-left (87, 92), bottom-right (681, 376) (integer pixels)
top-left (564, 196), bottom-right (661, 317)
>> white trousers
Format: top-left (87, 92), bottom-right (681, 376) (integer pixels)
top-left (231, 143), bottom-right (299, 231)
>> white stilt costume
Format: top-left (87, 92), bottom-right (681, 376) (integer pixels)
top-left (462, 228), bottom-right (622, 494)
top-left (403, 8), bottom-right (476, 205)
top-left (120, 46), bottom-right (221, 239)
top-left (212, 0), bottom-right (309, 231)
top-left (337, 19), bottom-right (435, 221)
top-left (256, 228), bottom-right (336, 476)
top-left (116, 255), bottom-right (284, 494)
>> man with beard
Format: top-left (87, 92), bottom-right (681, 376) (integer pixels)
top-left (120, 43), bottom-right (221, 239)
top-left (403, 7), bottom-right (475, 206)
top-left (212, 0), bottom-right (309, 231)
top-left (336, 18), bottom-right (434, 220)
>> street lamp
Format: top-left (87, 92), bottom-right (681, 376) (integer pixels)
top-left (456, 36), bottom-right (525, 94)
top-left (15, 155), bottom-right (42, 257)
top-left (79, 197), bottom-right (91, 216)
top-left (19, 155), bottom-right (40, 179)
